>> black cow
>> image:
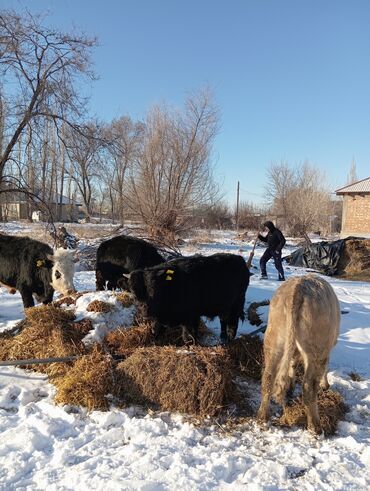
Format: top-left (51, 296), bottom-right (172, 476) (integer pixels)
top-left (0, 235), bottom-right (75, 309)
top-left (126, 253), bottom-right (250, 343)
top-left (96, 235), bottom-right (165, 291)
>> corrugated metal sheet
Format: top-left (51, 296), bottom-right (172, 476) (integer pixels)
top-left (336, 177), bottom-right (370, 194)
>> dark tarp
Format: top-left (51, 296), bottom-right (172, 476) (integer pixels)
top-left (284, 239), bottom-right (346, 276)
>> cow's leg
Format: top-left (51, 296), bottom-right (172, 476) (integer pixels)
top-left (182, 318), bottom-right (199, 344)
top-left (257, 345), bottom-right (283, 423)
top-left (319, 357), bottom-right (330, 390)
top-left (96, 270), bottom-right (105, 291)
top-left (286, 353), bottom-right (298, 399)
top-left (226, 312), bottom-right (240, 342)
top-left (302, 360), bottom-right (322, 434)
top-left (152, 321), bottom-right (165, 339)
top-left (19, 287), bottom-right (35, 308)
top-left (220, 318), bottom-right (228, 344)
top-left (257, 365), bottom-right (273, 423)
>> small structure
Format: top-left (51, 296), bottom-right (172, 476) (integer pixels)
top-left (336, 177), bottom-right (370, 238)
top-left (1, 194), bottom-right (82, 222)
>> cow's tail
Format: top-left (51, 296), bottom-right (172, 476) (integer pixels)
top-left (272, 280), bottom-right (304, 404)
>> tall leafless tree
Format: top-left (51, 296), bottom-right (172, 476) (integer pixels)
top-left (124, 90), bottom-right (220, 242)
top-left (265, 161), bottom-right (331, 236)
top-left (0, 10), bottom-right (96, 217)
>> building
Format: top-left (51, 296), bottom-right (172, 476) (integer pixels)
top-left (335, 177), bottom-right (370, 238)
top-left (1, 194), bottom-right (82, 222)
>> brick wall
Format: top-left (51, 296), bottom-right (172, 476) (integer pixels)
top-left (341, 194), bottom-right (370, 237)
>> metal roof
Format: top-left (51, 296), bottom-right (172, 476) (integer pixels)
top-left (335, 177), bottom-right (370, 194)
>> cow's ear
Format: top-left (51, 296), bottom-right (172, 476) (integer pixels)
top-left (36, 258), bottom-right (53, 269)
top-left (129, 271), bottom-right (147, 301)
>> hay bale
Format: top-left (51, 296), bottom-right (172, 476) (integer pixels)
top-left (0, 305), bottom-right (87, 377)
top-left (228, 335), bottom-right (264, 380)
top-left (104, 318), bottom-right (212, 358)
top-left (115, 346), bottom-right (236, 416)
top-left (337, 239), bottom-right (370, 276)
top-left (104, 323), bottom-right (156, 357)
top-left (279, 389), bottom-right (346, 435)
top-left (86, 300), bottom-right (113, 313)
top-left (114, 291), bottom-right (136, 308)
top-left (54, 346), bottom-right (114, 411)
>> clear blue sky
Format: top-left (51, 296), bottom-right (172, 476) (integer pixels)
top-left (3, 0), bottom-right (370, 205)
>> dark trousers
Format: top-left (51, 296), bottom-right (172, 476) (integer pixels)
top-left (260, 249), bottom-right (284, 278)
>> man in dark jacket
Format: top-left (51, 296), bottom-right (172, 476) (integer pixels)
top-left (258, 221), bottom-right (286, 280)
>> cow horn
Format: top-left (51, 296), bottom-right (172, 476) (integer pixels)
top-left (122, 273), bottom-right (131, 279)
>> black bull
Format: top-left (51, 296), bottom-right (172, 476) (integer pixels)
top-left (96, 235), bottom-right (165, 291)
top-left (0, 235), bottom-right (55, 308)
top-left (127, 253), bottom-right (250, 343)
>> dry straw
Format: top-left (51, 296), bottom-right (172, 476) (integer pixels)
top-left (0, 305), bottom-right (87, 378)
top-left (114, 291), bottom-right (136, 308)
top-left (115, 346), bottom-right (237, 417)
top-left (279, 389), bottom-right (347, 435)
top-left (86, 300), bottom-right (113, 313)
top-left (54, 345), bottom-right (115, 411)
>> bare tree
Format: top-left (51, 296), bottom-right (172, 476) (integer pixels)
top-left (64, 122), bottom-right (103, 221)
top-left (266, 161), bottom-right (331, 236)
top-left (0, 10), bottom-right (96, 216)
top-left (102, 116), bottom-right (144, 222)
top-left (124, 90), bottom-right (220, 242)
top-left (347, 158), bottom-right (358, 184)
top-left (265, 162), bottom-right (297, 229)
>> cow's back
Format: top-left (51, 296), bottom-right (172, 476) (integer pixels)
top-left (137, 253), bottom-right (249, 323)
top-left (265, 274), bottom-right (340, 356)
top-left (96, 235), bottom-right (164, 271)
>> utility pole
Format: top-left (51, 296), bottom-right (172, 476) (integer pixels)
top-left (235, 181), bottom-right (240, 230)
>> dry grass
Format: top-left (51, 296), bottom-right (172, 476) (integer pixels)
top-left (115, 346), bottom-right (237, 416)
top-left (337, 238), bottom-right (370, 279)
top-left (54, 346), bottom-right (115, 411)
top-left (86, 300), bottom-right (113, 313)
top-left (114, 291), bottom-right (136, 308)
top-left (104, 323), bottom-right (156, 357)
top-left (53, 291), bottom-right (86, 307)
top-left (0, 305), bottom-right (87, 378)
top-left (279, 389), bottom-right (347, 435)
top-left (227, 335), bottom-right (264, 380)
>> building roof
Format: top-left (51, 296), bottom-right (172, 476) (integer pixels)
top-left (335, 177), bottom-right (370, 195)
top-left (7, 193), bottom-right (82, 206)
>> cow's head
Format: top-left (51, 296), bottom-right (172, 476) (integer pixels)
top-left (47, 248), bottom-right (76, 295)
top-left (126, 270), bottom-right (148, 302)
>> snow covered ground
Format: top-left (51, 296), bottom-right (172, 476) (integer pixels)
top-left (0, 227), bottom-right (369, 490)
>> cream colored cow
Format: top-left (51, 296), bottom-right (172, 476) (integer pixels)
top-left (257, 274), bottom-right (340, 434)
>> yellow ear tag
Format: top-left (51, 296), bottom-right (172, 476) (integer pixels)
top-left (165, 275), bottom-right (173, 281)
top-left (36, 259), bottom-right (45, 267)
top-left (166, 269), bottom-right (174, 275)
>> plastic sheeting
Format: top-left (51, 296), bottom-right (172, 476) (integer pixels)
top-left (284, 239), bottom-right (345, 276)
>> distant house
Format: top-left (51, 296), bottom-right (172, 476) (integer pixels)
top-left (1, 194), bottom-right (82, 222)
top-left (335, 177), bottom-right (370, 238)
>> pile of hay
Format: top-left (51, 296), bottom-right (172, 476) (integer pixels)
top-left (279, 389), bottom-right (347, 435)
top-left (0, 305), bottom-right (87, 378)
top-left (228, 335), bottom-right (264, 380)
top-left (53, 291), bottom-right (86, 307)
top-left (86, 300), bottom-right (113, 313)
top-left (337, 238), bottom-right (370, 279)
top-left (54, 346), bottom-right (114, 411)
top-left (104, 323), bottom-right (156, 357)
top-left (114, 291), bottom-right (136, 308)
top-left (115, 346), bottom-right (237, 416)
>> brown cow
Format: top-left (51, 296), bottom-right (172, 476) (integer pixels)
top-left (257, 274), bottom-right (340, 434)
